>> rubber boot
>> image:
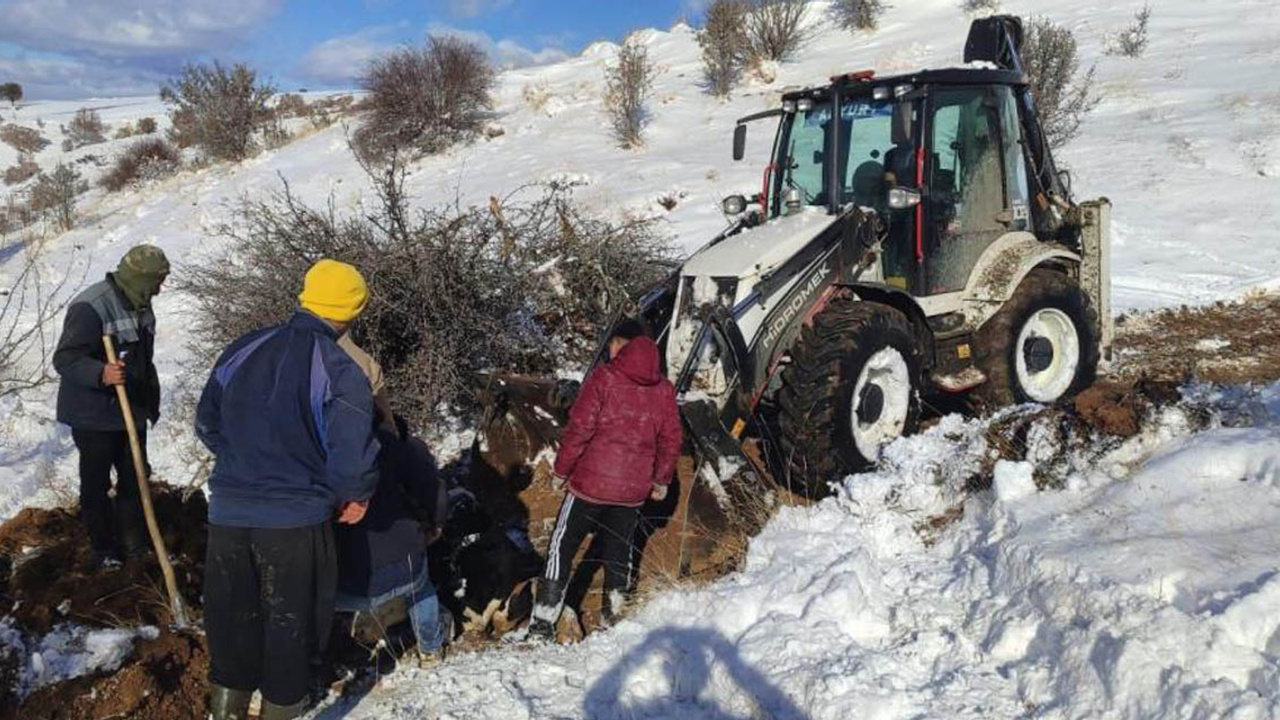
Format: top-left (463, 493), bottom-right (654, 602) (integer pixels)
top-left (259, 697), bottom-right (310, 720)
top-left (208, 685), bottom-right (252, 720)
top-left (527, 578), bottom-right (563, 641)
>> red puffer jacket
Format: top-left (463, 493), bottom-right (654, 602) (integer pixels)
top-left (554, 337), bottom-right (682, 507)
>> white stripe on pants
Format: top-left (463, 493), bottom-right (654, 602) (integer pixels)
top-left (545, 493), bottom-right (575, 581)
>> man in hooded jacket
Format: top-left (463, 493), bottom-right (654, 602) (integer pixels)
top-left (529, 319), bottom-right (682, 639)
top-left (53, 244), bottom-right (169, 569)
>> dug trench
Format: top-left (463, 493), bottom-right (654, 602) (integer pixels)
top-left (1, 294), bottom-right (1278, 718)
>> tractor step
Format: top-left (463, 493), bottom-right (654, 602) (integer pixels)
top-left (932, 366), bottom-right (988, 393)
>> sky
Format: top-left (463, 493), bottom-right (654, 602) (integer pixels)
top-left (0, 0), bottom-right (705, 100)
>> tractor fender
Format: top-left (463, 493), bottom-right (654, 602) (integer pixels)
top-left (843, 282), bottom-right (936, 372)
top-left (961, 232), bottom-right (1080, 328)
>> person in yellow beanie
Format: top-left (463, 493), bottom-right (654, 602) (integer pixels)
top-left (196, 258), bottom-right (379, 720)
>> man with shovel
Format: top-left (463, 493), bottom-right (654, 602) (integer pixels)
top-left (53, 244), bottom-right (169, 570)
top-left (196, 259), bottom-right (380, 720)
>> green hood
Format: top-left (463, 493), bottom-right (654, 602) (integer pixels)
top-left (114, 244), bottom-right (170, 309)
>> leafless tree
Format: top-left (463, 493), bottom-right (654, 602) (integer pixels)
top-left (830, 0), bottom-right (886, 31)
top-left (1022, 16), bottom-right (1100, 150)
top-left (698, 0), bottom-right (751, 97)
top-left (353, 36), bottom-right (496, 164)
top-left (0, 242), bottom-right (77, 397)
top-left (160, 62), bottom-right (277, 161)
top-left (29, 163), bottom-right (88, 231)
top-left (746, 0), bottom-right (810, 63)
top-left (605, 35), bottom-right (657, 148)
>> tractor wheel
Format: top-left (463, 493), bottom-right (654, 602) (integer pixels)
top-left (972, 268), bottom-right (1100, 409)
top-left (775, 297), bottom-right (923, 497)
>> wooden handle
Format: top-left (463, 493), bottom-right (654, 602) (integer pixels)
top-left (103, 335), bottom-right (187, 627)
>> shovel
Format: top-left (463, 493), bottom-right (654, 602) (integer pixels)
top-left (102, 334), bottom-right (188, 628)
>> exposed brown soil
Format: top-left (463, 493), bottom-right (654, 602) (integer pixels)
top-left (1112, 293), bottom-right (1280, 384)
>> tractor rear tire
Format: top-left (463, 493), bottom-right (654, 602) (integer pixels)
top-left (972, 268), bottom-right (1100, 409)
top-left (775, 297), bottom-right (923, 497)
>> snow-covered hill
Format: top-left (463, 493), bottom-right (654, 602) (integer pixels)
top-left (2, 0), bottom-right (1280, 717)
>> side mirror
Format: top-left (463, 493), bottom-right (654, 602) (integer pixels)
top-left (891, 102), bottom-right (912, 146)
top-left (887, 187), bottom-right (921, 210)
top-left (732, 124), bottom-right (747, 161)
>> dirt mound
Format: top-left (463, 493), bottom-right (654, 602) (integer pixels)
top-left (8, 630), bottom-right (207, 720)
top-left (0, 484), bottom-right (207, 634)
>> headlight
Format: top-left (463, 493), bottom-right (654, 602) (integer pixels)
top-left (781, 100), bottom-right (797, 113)
top-left (796, 98), bottom-right (814, 112)
top-left (721, 195), bottom-right (747, 215)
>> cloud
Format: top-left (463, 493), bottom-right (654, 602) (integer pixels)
top-left (447, 0), bottom-right (513, 19)
top-left (299, 26), bottom-right (402, 84)
top-left (0, 0), bottom-right (285, 58)
top-left (425, 24), bottom-right (569, 69)
top-left (0, 54), bottom-right (165, 100)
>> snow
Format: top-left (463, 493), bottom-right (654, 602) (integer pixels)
top-left (1, 0), bottom-right (1280, 716)
top-left (0, 620), bottom-right (158, 699)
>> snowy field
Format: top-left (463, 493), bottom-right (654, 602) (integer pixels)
top-left (2, 0), bottom-right (1280, 717)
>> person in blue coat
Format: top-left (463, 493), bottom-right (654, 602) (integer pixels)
top-left (195, 259), bottom-right (380, 720)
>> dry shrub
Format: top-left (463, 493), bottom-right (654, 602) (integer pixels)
top-left (159, 61), bottom-right (277, 161)
top-left (275, 92), bottom-right (309, 118)
top-left (306, 94), bottom-right (354, 130)
top-left (62, 108), bottom-right (107, 150)
top-left (1022, 16), bottom-right (1100, 150)
top-left (0, 124), bottom-right (48, 154)
top-left (605, 36), bottom-right (657, 148)
top-left (113, 122), bottom-right (135, 140)
top-left (177, 156), bottom-right (674, 430)
top-left (698, 0), bottom-right (750, 97)
top-left (830, 0), bottom-right (886, 31)
top-left (1, 243), bottom-right (74, 397)
top-left (961, 0), bottom-right (1000, 14)
top-left (136, 117), bottom-right (158, 134)
top-left (353, 36), bottom-right (495, 164)
top-left (746, 0), bottom-right (810, 63)
top-left (100, 137), bottom-right (181, 192)
top-left (1108, 4), bottom-right (1151, 58)
top-left (29, 163), bottom-right (87, 231)
top-left (3, 155), bottom-right (38, 186)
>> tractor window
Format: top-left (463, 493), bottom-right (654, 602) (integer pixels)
top-left (781, 101), bottom-right (832, 206)
top-left (925, 87), bottom-right (1007, 294)
top-left (839, 99), bottom-right (896, 208)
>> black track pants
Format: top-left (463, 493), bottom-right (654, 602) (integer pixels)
top-left (543, 494), bottom-right (639, 594)
top-left (71, 428), bottom-right (147, 554)
top-left (203, 523), bottom-right (337, 706)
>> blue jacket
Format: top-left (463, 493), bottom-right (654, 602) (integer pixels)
top-left (196, 311), bottom-right (380, 529)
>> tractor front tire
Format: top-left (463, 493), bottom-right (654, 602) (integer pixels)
top-left (776, 297), bottom-right (923, 497)
top-left (972, 268), bottom-right (1100, 409)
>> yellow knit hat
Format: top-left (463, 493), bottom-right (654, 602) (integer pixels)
top-left (298, 259), bottom-right (368, 323)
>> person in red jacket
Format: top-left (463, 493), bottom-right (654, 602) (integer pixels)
top-left (529, 319), bottom-right (682, 639)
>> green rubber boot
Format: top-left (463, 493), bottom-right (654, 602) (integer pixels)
top-left (208, 685), bottom-right (252, 720)
top-left (259, 697), bottom-right (310, 720)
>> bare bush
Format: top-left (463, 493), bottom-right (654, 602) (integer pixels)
top-left (3, 155), bottom-right (38, 186)
top-left (698, 0), bottom-right (750, 97)
top-left (0, 244), bottom-right (75, 397)
top-left (136, 117), bottom-right (158, 134)
top-left (746, 0), bottom-right (810, 63)
top-left (159, 62), bottom-right (277, 161)
top-left (29, 163), bottom-right (87, 231)
top-left (961, 0), bottom-right (1000, 14)
top-left (305, 94), bottom-right (354, 130)
top-left (0, 193), bottom-right (35, 233)
top-left (1, 124), bottom-right (48, 154)
top-left (177, 157), bottom-right (674, 430)
top-left (63, 108), bottom-right (107, 150)
top-left (1108, 4), bottom-right (1151, 58)
top-left (830, 0), bottom-right (886, 31)
top-left (353, 36), bottom-right (495, 164)
top-left (1022, 17), bottom-right (1099, 150)
top-left (275, 92), bottom-right (309, 118)
top-left (100, 137), bottom-right (181, 191)
top-left (113, 122), bottom-right (135, 140)
top-left (605, 36), bottom-right (657, 148)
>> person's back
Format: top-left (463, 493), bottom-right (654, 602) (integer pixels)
top-left (198, 311), bottom-right (378, 528)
